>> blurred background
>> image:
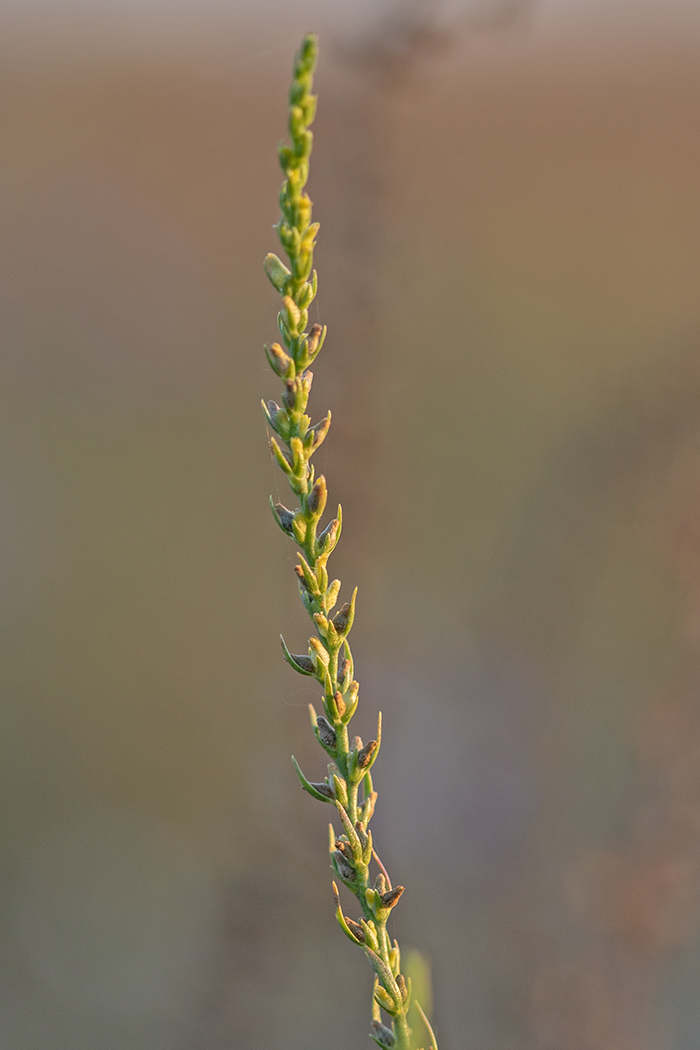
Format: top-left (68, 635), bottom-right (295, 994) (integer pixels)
top-left (1, 0), bottom-right (700, 1047)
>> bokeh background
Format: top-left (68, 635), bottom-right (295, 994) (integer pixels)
top-left (2, 0), bottom-right (700, 1047)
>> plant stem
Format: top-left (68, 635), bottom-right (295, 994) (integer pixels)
top-left (261, 34), bottom-right (437, 1050)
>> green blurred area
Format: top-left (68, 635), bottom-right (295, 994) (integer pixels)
top-left (1, 7), bottom-right (700, 1049)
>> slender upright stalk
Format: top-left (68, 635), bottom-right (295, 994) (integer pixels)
top-left (261, 34), bottom-right (436, 1050)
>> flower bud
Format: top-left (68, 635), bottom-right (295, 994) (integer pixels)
top-left (373, 986), bottom-right (397, 1017)
top-left (294, 564), bottom-right (310, 592)
top-left (269, 436), bottom-right (293, 475)
top-left (333, 850), bottom-right (356, 884)
top-left (360, 918), bottom-right (380, 953)
top-left (265, 342), bottom-right (294, 378)
top-left (327, 691), bottom-right (346, 720)
top-left (282, 295), bottom-right (301, 332)
top-left (334, 839), bottom-right (354, 863)
top-left (278, 145), bottom-right (293, 172)
top-left (310, 412), bottom-right (331, 451)
top-left (332, 587), bottom-right (357, 638)
top-left (380, 886), bottom-right (405, 910)
top-left (298, 33), bottom-right (316, 69)
top-left (307, 475), bottom-right (327, 517)
top-left (341, 681), bottom-right (360, 723)
top-left (282, 380), bottom-right (297, 412)
top-left (315, 715), bottom-right (337, 749)
top-left (271, 501), bottom-right (295, 536)
top-left (355, 821), bottom-right (369, 850)
top-left (370, 1020), bottom-right (396, 1047)
top-left (296, 194), bottom-right (312, 225)
top-left (331, 773), bottom-right (348, 809)
top-left (297, 280), bottom-right (314, 309)
top-left (325, 579), bottom-right (341, 611)
top-left (286, 652), bottom-right (314, 675)
top-left (317, 518), bottom-right (340, 558)
top-left (345, 918), bottom-right (365, 943)
top-left (395, 973), bottom-right (409, 1003)
top-left (306, 322), bottom-right (323, 357)
top-left (263, 252), bottom-right (291, 292)
top-left (309, 636), bottom-right (330, 670)
top-left (332, 602), bottom-right (352, 634)
top-left (337, 648), bottom-right (352, 688)
top-left (360, 789), bottom-right (377, 825)
top-left (358, 740), bottom-right (378, 769)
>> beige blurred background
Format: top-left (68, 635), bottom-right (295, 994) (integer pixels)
top-left (1, 1), bottom-right (700, 1047)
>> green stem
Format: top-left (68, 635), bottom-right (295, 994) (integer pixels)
top-left (394, 1011), bottom-right (412, 1050)
top-left (262, 33), bottom-right (437, 1050)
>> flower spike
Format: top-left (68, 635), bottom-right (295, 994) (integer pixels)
top-left (260, 34), bottom-right (433, 1050)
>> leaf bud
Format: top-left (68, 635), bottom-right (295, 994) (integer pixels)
top-left (370, 1020), bottom-right (396, 1047)
top-left (375, 873), bottom-right (387, 895)
top-left (263, 252), bottom-right (291, 292)
top-left (395, 973), bottom-right (409, 1003)
top-left (315, 715), bottom-right (337, 749)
